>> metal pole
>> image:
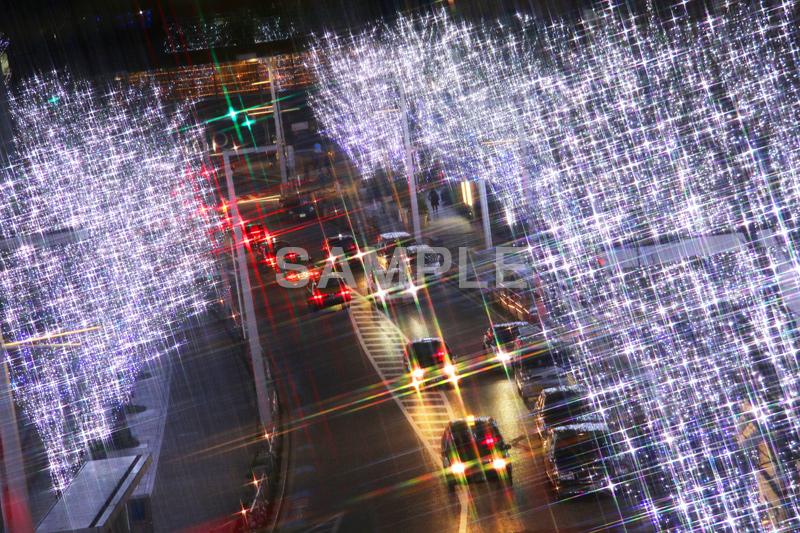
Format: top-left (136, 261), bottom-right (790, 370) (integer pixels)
top-left (399, 81), bottom-right (421, 242)
top-left (479, 178), bottom-right (492, 250)
top-left (268, 58), bottom-right (288, 186)
top-left (0, 350), bottom-right (33, 533)
top-left (223, 149), bottom-right (272, 431)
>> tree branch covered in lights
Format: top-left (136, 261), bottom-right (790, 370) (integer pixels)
top-left (309, 3), bottom-right (800, 530)
top-left (0, 75), bottom-right (223, 491)
top-left (307, 30), bottom-right (408, 179)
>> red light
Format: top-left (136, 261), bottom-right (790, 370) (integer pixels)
top-left (340, 289), bottom-right (350, 297)
top-left (483, 437), bottom-right (496, 446)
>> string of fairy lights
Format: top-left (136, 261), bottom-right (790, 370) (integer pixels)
top-left (0, 75), bottom-right (223, 491)
top-left (309, 3), bottom-right (800, 531)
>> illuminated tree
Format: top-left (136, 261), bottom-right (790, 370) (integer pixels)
top-left (0, 75), bottom-right (223, 491)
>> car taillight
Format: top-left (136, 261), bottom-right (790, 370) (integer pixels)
top-left (483, 437), bottom-right (495, 446)
top-left (340, 289), bottom-right (350, 297)
top-left (314, 294), bottom-right (324, 300)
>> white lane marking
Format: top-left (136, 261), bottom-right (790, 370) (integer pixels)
top-left (349, 296), bottom-right (469, 532)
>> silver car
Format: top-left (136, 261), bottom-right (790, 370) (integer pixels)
top-left (515, 360), bottom-right (569, 399)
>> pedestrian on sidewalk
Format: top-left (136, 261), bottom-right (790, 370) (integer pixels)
top-left (428, 188), bottom-right (440, 215)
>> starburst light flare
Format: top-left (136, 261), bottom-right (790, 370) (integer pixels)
top-left (0, 75), bottom-right (223, 491)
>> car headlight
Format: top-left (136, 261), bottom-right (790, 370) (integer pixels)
top-left (492, 459), bottom-right (507, 470)
top-left (450, 462), bottom-right (465, 475)
top-left (443, 364), bottom-right (456, 376)
top-left (411, 368), bottom-right (425, 379)
top-left (496, 350), bottom-right (511, 362)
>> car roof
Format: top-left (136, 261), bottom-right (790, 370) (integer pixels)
top-left (379, 232), bottom-right (411, 240)
top-left (541, 385), bottom-right (587, 395)
top-left (491, 321), bottom-right (530, 329)
top-left (409, 337), bottom-right (444, 345)
top-left (327, 234), bottom-right (355, 241)
top-left (319, 272), bottom-right (348, 281)
top-left (516, 333), bottom-right (545, 344)
top-left (551, 422), bottom-right (611, 436)
top-left (447, 416), bottom-right (496, 433)
top-left (406, 244), bottom-right (434, 252)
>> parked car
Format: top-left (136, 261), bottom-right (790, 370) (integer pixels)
top-left (543, 423), bottom-right (621, 497)
top-left (441, 416), bottom-right (512, 492)
top-left (532, 385), bottom-right (602, 439)
top-left (493, 264), bottom-right (547, 324)
top-left (483, 321), bottom-right (542, 366)
top-left (403, 337), bottom-right (459, 388)
top-left (515, 356), bottom-right (570, 400)
top-left (307, 273), bottom-right (351, 311)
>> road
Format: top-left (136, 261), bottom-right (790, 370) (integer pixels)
top-left (236, 186), bottom-right (650, 532)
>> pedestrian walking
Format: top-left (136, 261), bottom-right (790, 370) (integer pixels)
top-left (428, 188), bottom-right (440, 215)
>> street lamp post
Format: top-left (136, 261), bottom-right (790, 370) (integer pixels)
top-left (222, 147), bottom-right (272, 433)
top-left (268, 58), bottom-right (288, 187)
top-left (399, 81), bottom-right (421, 242)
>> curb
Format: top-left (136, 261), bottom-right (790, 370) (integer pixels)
top-left (266, 414), bottom-right (292, 532)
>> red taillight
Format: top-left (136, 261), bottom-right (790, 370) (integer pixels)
top-left (483, 437), bottom-right (496, 446)
top-left (314, 293), bottom-right (324, 300)
top-left (341, 289), bottom-right (350, 297)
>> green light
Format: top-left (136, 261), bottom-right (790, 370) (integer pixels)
top-left (228, 107), bottom-right (237, 120)
top-left (242, 116), bottom-right (254, 128)
top-left (48, 96), bottom-right (59, 105)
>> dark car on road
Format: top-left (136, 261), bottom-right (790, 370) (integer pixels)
top-left (259, 237), bottom-right (292, 269)
top-left (543, 423), bottom-right (624, 497)
top-left (441, 416), bottom-right (512, 492)
top-left (483, 321), bottom-right (542, 367)
top-left (532, 385), bottom-right (602, 439)
top-left (307, 273), bottom-right (351, 311)
top-left (280, 195), bottom-right (317, 221)
top-left (325, 233), bottom-right (360, 263)
top-left (403, 337), bottom-right (459, 388)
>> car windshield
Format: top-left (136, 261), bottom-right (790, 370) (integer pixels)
top-left (410, 341), bottom-right (448, 368)
top-left (554, 434), bottom-right (612, 466)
